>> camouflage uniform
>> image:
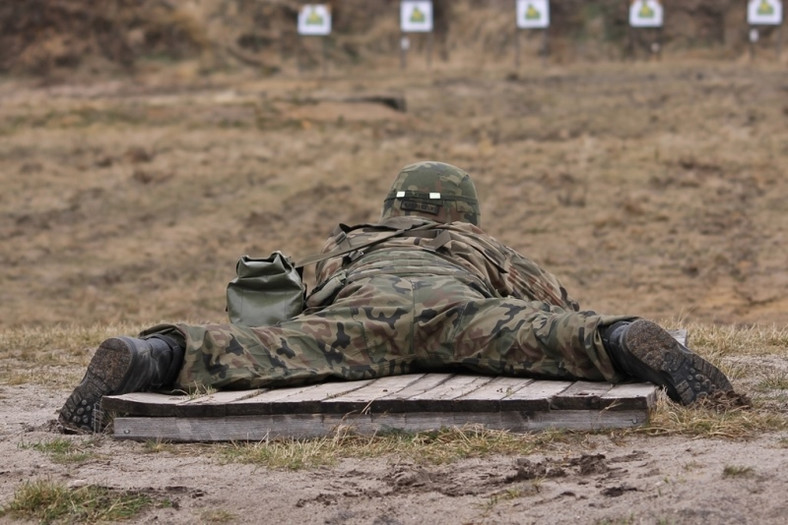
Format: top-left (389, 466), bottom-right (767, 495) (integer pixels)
top-left (58, 161), bottom-right (733, 433)
top-left (144, 167), bottom-right (633, 391)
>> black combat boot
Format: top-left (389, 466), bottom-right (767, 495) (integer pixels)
top-left (59, 334), bottom-right (184, 433)
top-left (601, 319), bottom-right (733, 405)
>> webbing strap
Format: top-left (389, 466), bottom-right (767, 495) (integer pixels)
top-left (293, 222), bottom-right (440, 269)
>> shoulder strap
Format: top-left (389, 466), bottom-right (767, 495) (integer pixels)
top-left (294, 221), bottom-right (439, 269)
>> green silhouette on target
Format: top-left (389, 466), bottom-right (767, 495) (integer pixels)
top-left (757, 0), bottom-right (775, 16)
top-left (525, 4), bottom-right (541, 20)
top-left (638, 0), bottom-right (655, 19)
top-left (410, 6), bottom-right (426, 23)
top-left (306, 8), bottom-right (324, 26)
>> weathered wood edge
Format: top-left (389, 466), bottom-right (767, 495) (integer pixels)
top-left (102, 377), bottom-right (656, 418)
top-left (112, 408), bottom-right (651, 442)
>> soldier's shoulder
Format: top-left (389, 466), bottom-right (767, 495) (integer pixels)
top-left (445, 220), bottom-right (487, 234)
top-left (446, 221), bottom-right (509, 247)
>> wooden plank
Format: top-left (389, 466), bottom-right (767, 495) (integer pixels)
top-left (102, 392), bottom-right (190, 418)
top-left (370, 373), bottom-right (454, 411)
top-left (103, 376), bottom-right (576, 418)
top-left (452, 376), bottom-right (535, 412)
top-left (113, 407), bottom-right (650, 442)
top-left (281, 380), bottom-right (379, 402)
top-left (318, 374), bottom-right (427, 414)
top-left (401, 375), bottom-right (496, 411)
top-left (550, 381), bottom-right (615, 410)
top-left (458, 376), bottom-right (535, 399)
top-left (601, 382), bottom-right (658, 409)
top-left (406, 375), bottom-right (495, 400)
top-left (180, 390), bottom-right (266, 405)
top-left (102, 390), bottom-right (270, 418)
top-left (224, 379), bottom-right (377, 416)
top-left (520, 408), bottom-right (649, 431)
top-left (228, 384), bottom-right (309, 403)
top-left (323, 374), bottom-right (426, 403)
top-left (498, 380), bottom-right (574, 411)
top-left (173, 390), bottom-right (267, 418)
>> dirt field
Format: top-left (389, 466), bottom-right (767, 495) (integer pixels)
top-left (2, 57), bottom-right (787, 329)
top-left (1, 56), bottom-right (787, 523)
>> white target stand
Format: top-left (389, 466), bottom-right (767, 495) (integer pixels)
top-left (627, 0), bottom-right (664, 61)
top-left (400, 1), bottom-right (434, 70)
top-left (514, 0), bottom-right (550, 68)
top-left (296, 4), bottom-right (332, 77)
top-left (747, 0), bottom-right (783, 61)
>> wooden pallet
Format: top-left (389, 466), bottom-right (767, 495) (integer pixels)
top-left (102, 374), bottom-right (658, 442)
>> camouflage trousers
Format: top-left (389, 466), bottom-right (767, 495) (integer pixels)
top-left (145, 274), bottom-right (633, 391)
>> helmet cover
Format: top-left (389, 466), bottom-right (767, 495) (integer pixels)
top-left (381, 161), bottom-right (480, 226)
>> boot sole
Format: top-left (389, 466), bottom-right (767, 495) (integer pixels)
top-left (58, 337), bottom-right (135, 432)
top-left (623, 320), bottom-right (733, 405)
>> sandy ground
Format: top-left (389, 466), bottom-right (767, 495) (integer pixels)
top-left (2, 384), bottom-right (787, 524)
top-left (1, 58), bottom-right (787, 523)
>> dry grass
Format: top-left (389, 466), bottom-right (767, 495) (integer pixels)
top-left (200, 508), bottom-right (238, 524)
top-left (217, 425), bottom-right (577, 470)
top-left (721, 464), bottom-right (756, 478)
top-left (636, 391), bottom-right (786, 439)
top-left (0, 322), bottom-right (148, 388)
top-left (623, 322), bottom-right (788, 439)
top-left (2, 62), bottom-right (787, 331)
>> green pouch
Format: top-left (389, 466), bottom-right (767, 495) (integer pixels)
top-left (226, 251), bottom-right (305, 327)
top-left (227, 221), bottom-right (439, 326)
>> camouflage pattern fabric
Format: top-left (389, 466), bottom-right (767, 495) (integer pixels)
top-left (314, 216), bottom-right (579, 311)
top-left (143, 216), bottom-right (634, 391)
top-left (381, 161), bottom-right (481, 226)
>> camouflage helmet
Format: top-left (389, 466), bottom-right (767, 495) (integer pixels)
top-left (381, 161), bottom-right (481, 226)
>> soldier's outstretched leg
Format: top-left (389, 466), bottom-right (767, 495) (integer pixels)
top-left (601, 319), bottom-right (733, 405)
top-left (59, 334), bottom-right (184, 432)
top-left (421, 289), bottom-right (734, 406)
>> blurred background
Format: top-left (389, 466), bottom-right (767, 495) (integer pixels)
top-left (1, 0), bottom-right (785, 77)
top-left (1, 0), bottom-right (786, 329)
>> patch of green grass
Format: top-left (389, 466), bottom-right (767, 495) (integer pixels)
top-left (595, 517), bottom-right (636, 525)
top-left (142, 439), bottom-right (176, 454)
top-left (0, 480), bottom-right (161, 524)
top-left (722, 465), bottom-right (755, 478)
top-left (201, 508), bottom-right (238, 523)
top-left (219, 425), bottom-right (575, 470)
top-left (481, 487), bottom-right (526, 511)
top-left (19, 437), bottom-right (99, 464)
top-left (682, 460), bottom-right (703, 471)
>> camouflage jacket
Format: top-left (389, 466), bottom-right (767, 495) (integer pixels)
top-left (306, 216), bottom-right (579, 311)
